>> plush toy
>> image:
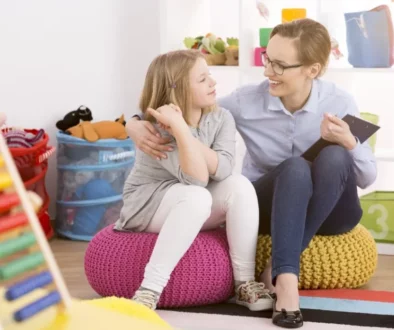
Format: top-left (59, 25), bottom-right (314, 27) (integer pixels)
top-left (3, 128), bottom-right (45, 148)
top-left (331, 37), bottom-right (344, 60)
top-left (61, 168), bottom-right (96, 201)
top-left (225, 38), bottom-right (239, 66)
top-left (201, 34), bottom-right (226, 55)
top-left (72, 178), bottom-right (118, 235)
top-left (115, 116), bottom-right (127, 126)
top-left (184, 33), bottom-right (226, 65)
top-left (256, 0), bottom-right (270, 20)
top-left (66, 115), bottom-right (128, 142)
top-left (56, 105), bottom-right (93, 131)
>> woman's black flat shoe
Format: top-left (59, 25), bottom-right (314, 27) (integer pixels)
top-left (272, 297), bottom-right (303, 328)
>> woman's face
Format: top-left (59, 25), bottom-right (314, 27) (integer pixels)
top-left (263, 34), bottom-right (316, 98)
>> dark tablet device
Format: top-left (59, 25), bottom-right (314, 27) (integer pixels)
top-left (301, 114), bottom-right (380, 162)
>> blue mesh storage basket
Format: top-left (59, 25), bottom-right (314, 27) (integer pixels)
top-left (55, 132), bottom-right (135, 241)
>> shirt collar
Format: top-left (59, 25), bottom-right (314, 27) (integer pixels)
top-left (267, 79), bottom-right (319, 113)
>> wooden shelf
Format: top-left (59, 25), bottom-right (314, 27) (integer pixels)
top-left (208, 66), bottom-right (239, 71)
top-left (327, 68), bottom-right (394, 73)
top-left (242, 66), bottom-right (394, 74)
top-left (375, 148), bottom-right (394, 162)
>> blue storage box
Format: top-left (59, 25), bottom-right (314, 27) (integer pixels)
top-left (55, 132), bottom-right (135, 241)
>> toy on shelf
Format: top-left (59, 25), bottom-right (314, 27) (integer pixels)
top-left (56, 105), bottom-right (93, 132)
top-left (256, 0), bottom-right (269, 21)
top-left (0, 133), bottom-right (172, 330)
top-left (184, 33), bottom-right (226, 65)
top-left (259, 28), bottom-right (273, 48)
top-left (331, 37), bottom-right (344, 60)
top-left (184, 34), bottom-right (239, 66)
top-left (254, 47), bottom-right (266, 66)
top-left (225, 38), bottom-right (239, 66)
top-left (282, 8), bottom-right (307, 23)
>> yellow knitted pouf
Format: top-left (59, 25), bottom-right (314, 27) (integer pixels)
top-left (255, 224), bottom-right (378, 289)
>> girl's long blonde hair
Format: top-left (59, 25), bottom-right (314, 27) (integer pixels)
top-left (139, 49), bottom-right (215, 125)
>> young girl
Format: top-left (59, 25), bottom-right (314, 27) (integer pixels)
top-left (114, 50), bottom-right (273, 311)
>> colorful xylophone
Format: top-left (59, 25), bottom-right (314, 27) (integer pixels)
top-left (0, 131), bottom-right (71, 328)
top-left (0, 132), bottom-right (173, 330)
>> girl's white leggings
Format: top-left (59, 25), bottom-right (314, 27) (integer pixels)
top-left (141, 174), bottom-right (259, 294)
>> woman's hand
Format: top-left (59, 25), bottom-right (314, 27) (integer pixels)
top-left (147, 104), bottom-right (186, 129)
top-left (320, 113), bottom-right (357, 150)
top-left (125, 118), bottom-right (173, 160)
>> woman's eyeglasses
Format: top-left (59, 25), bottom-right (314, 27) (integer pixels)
top-left (261, 51), bottom-right (302, 75)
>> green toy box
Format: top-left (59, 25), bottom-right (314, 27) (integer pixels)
top-left (259, 28), bottom-right (273, 47)
top-left (360, 112), bottom-right (379, 152)
top-left (360, 191), bottom-right (394, 244)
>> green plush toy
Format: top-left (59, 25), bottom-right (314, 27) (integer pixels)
top-left (202, 34), bottom-right (226, 54)
top-left (184, 36), bottom-right (204, 49)
top-left (184, 33), bottom-right (225, 55)
top-left (226, 37), bottom-right (239, 47)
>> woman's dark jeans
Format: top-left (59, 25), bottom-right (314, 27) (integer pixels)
top-left (252, 146), bottom-right (363, 284)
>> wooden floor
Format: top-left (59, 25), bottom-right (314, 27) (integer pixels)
top-left (49, 237), bottom-right (394, 300)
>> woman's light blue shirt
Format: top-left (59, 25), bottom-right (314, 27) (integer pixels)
top-left (218, 78), bottom-right (377, 189)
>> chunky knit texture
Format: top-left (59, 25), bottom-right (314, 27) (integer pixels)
top-left (255, 224), bottom-right (378, 289)
top-left (84, 226), bottom-right (234, 308)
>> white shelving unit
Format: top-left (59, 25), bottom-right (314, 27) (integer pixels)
top-left (160, 0), bottom-right (394, 254)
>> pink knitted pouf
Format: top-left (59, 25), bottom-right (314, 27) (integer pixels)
top-left (84, 225), bottom-right (234, 308)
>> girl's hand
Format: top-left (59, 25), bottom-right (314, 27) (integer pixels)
top-left (320, 113), bottom-right (357, 150)
top-left (147, 104), bottom-right (185, 128)
top-left (158, 122), bottom-right (173, 135)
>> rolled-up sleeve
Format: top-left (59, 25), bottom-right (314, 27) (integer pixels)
top-left (343, 97), bottom-right (377, 189)
top-left (209, 109), bottom-right (236, 181)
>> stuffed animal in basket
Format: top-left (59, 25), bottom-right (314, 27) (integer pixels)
top-left (66, 115), bottom-right (128, 142)
top-left (56, 105), bottom-right (93, 131)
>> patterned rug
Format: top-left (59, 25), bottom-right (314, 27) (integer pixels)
top-left (158, 289), bottom-right (394, 329)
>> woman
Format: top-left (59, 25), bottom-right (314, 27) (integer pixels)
top-left (127, 19), bottom-right (376, 328)
top-left (116, 50), bottom-right (272, 312)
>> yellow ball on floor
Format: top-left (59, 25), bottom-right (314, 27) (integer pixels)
top-left (255, 224), bottom-right (378, 289)
top-left (84, 296), bottom-right (172, 328)
top-left (0, 288), bottom-right (173, 330)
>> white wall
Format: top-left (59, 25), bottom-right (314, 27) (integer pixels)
top-left (2, 0), bottom-right (393, 218)
top-left (0, 0), bottom-right (160, 217)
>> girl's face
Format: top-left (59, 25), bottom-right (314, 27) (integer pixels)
top-left (189, 57), bottom-right (217, 110)
top-left (263, 34), bottom-right (317, 98)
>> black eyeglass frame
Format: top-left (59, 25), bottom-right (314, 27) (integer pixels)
top-left (261, 51), bottom-right (303, 75)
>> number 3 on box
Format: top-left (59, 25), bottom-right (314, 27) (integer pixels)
top-left (368, 204), bottom-right (389, 240)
